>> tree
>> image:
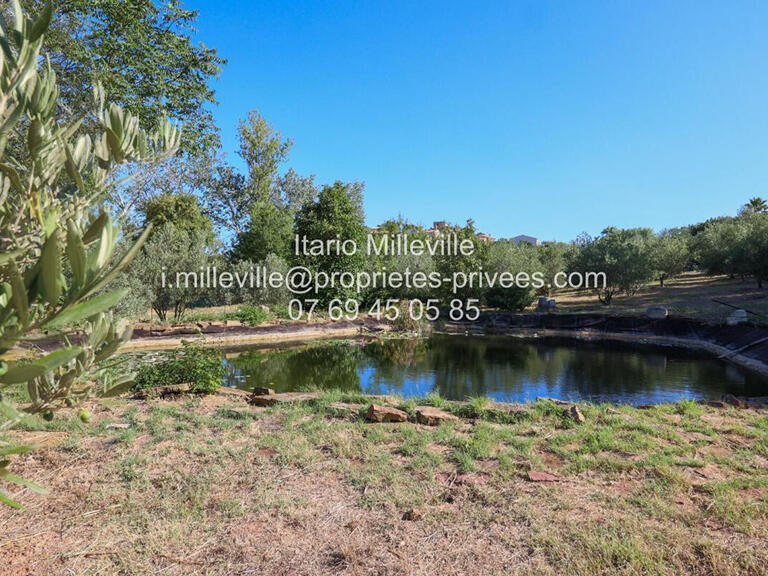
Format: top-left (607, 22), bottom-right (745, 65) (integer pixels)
top-left (0, 2), bottom-right (179, 506)
top-left (231, 198), bottom-right (293, 262)
top-left (536, 241), bottom-right (574, 296)
top-left (740, 197), bottom-right (768, 216)
top-left (433, 220), bottom-right (489, 301)
top-left (275, 168), bottom-right (318, 211)
top-left (141, 192), bottom-right (213, 239)
top-left (654, 231), bottom-right (690, 287)
top-left (294, 182), bottom-right (367, 302)
top-left (570, 227), bottom-right (657, 304)
top-left (128, 224), bottom-right (209, 321)
top-left (484, 240), bottom-right (542, 311)
top-left (18, 0), bottom-right (224, 156)
top-left (203, 111), bottom-right (299, 236)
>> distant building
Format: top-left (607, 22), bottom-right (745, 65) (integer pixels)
top-left (513, 234), bottom-right (539, 246)
top-left (476, 233), bottom-right (495, 242)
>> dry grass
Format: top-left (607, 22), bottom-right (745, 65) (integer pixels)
top-left (554, 271), bottom-right (768, 323)
top-left (1, 393), bottom-right (767, 575)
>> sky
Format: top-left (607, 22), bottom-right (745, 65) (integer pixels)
top-left (187, 0), bottom-right (768, 242)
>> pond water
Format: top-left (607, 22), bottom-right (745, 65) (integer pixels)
top-left (222, 335), bottom-right (767, 405)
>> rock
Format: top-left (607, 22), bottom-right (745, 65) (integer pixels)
top-left (251, 386), bottom-right (276, 396)
top-left (702, 400), bottom-right (727, 408)
top-left (329, 402), bottom-right (364, 415)
top-left (726, 309), bottom-right (748, 326)
top-left (527, 470), bottom-right (561, 482)
top-left (536, 396), bottom-right (573, 406)
top-left (646, 306), bottom-right (668, 319)
top-left (105, 422), bottom-right (131, 430)
top-left (721, 394), bottom-right (747, 408)
top-left (563, 405), bottom-right (585, 423)
top-left (247, 392), bottom-right (318, 406)
top-left (365, 404), bottom-right (408, 423)
top-left (537, 297), bottom-right (556, 312)
top-left (402, 508), bottom-right (422, 521)
top-left (637, 404), bottom-right (654, 410)
top-left (415, 406), bottom-right (459, 426)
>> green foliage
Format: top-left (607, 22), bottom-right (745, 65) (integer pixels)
top-left (432, 220), bottom-right (489, 301)
top-left (654, 231), bottom-right (690, 287)
top-left (141, 192), bottom-right (213, 239)
top-left (133, 342), bottom-right (224, 395)
top-left (570, 227), bottom-right (657, 304)
top-left (232, 199), bottom-right (293, 262)
top-left (20, 0), bottom-right (224, 156)
top-left (126, 224), bottom-right (209, 321)
top-left (236, 305), bottom-right (269, 326)
top-left (0, 2), bottom-right (178, 507)
top-left (484, 240), bottom-right (542, 311)
top-left (294, 181), bottom-right (368, 302)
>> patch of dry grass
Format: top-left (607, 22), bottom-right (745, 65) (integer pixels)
top-left (1, 393), bottom-right (767, 575)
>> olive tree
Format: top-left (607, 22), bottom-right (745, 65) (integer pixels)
top-left (570, 227), bottom-right (657, 304)
top-left (0, 2), bottom-right (179, 507)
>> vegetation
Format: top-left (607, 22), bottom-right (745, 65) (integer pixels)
top-left (2, 393), bottom-right (767, 574)
top-left (133, 341), bottom-right (224, 394)
top-left (0, 1), bottom-right (178, 507)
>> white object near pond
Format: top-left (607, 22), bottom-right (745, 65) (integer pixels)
top-left (646, 306), bottom-right (668, 319)
top-left (726, 309), bottom-right (748, 325)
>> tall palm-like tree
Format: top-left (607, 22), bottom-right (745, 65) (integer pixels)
top-left (743, 197), bottom-right (768, 214)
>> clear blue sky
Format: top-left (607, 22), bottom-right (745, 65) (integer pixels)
top-left (188, 0), bottom-right (768, 241)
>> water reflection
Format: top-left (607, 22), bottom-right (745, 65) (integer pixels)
top-left (223, 335), bottom-right (766, 404)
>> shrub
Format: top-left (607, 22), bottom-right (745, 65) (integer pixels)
top-left (236, 305), bottom-right (270, 326)
top-left (133, 342), bottom-right (224, 394)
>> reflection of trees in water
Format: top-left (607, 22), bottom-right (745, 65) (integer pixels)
top-left (226, 344), bottom-right (362, 392)
top-left (222, 336), bottom-right (766, 402)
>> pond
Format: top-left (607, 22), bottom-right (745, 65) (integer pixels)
top-left (221, 335), bottom-right (767, 405)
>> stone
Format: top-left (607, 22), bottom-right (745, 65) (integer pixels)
top-left (563, 405), bottom-right (585, 423)
top-left (251, 386), bottom-right (276, 396)
top-left (365, 404), bottom-right (408, 423)
top-left (537, 297), bottom-right (556, 312)
top-left (415, 406), bottom-right (459, 426)
top-left (402, 508), bottom-right (422, 521)
top-left (527, 470), bottom-right (561, 482)
top-left (105, 422), bottom-right (131, 430)
top-left (721, 394), bottom-right (747, 408)
top-left (726, 309), bottom-right (748, 325)
top-left (329, 402), bottom-right (364, 415)
top-left (247, 392), bottom-right (318, 406)
top-left (702, 400), bottom-right (727, 408)
top-left (646, 306), bottom-right (668, 319)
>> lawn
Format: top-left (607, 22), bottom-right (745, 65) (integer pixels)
top-left (2, 391), bottom-right (767, 575)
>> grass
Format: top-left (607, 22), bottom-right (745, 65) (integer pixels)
top-left (1, 392), bottom-right (767, 575)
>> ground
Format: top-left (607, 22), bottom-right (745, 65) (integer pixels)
top-left (2, 392), bottom-right (767, 575)
top-left (555, 272), bottom-right (768, 323)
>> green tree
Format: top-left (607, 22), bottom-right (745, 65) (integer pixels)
top-left (141, 192), bottom-right (213, 238)
top-left (19, 0), bottom-right (224, 156)
top-left (294, 182), bottom-right (367, 302)
top-left (740, 196), bottom-right (768, 216)
top-left (570, 227), bottom-right (657, 304)
top-left (128, 224), bottom-right (209, 321)
top-left (0, 2), bottom-right (179, 507)
top-left (484, 240), bottom-right (542, 311)
top-left (654, 231), bottom-right (690, 287)
top-left (433, 220), bottom-right (489, 301)
top-left (232, 198), bottom-right (294, 262)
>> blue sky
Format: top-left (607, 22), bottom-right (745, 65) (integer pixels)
top-left (188, 0), bottom-right (768, 241)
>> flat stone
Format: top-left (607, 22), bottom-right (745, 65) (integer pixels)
top-left (416, 406), bottom-right (459, 426)
top-left (366, 404), bottom-right (408, 423)
top-left (105, 422), bottom-right (131, 430)
top-left (721, 394), bottom-right (747, 408)
top-left (563, 405), bottom-right (585, 423)
top-left (247, 392), bottom-right (318, 406)
top-left (527, 470), bottom-right (561, 482)
top-left (329, 402), bottom-right (364, 415)
top-left (251, 386), bottom-right (276, 396)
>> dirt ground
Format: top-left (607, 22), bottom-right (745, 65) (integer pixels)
top-left (555, 272), bottom-right (768, 323)
top-left (1, 392), bottom-right (767, 575)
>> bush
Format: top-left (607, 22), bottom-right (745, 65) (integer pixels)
top-left (236, 305), bottom-right (270, 326)
top-left (133, 342), bottom-right (224, 394)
